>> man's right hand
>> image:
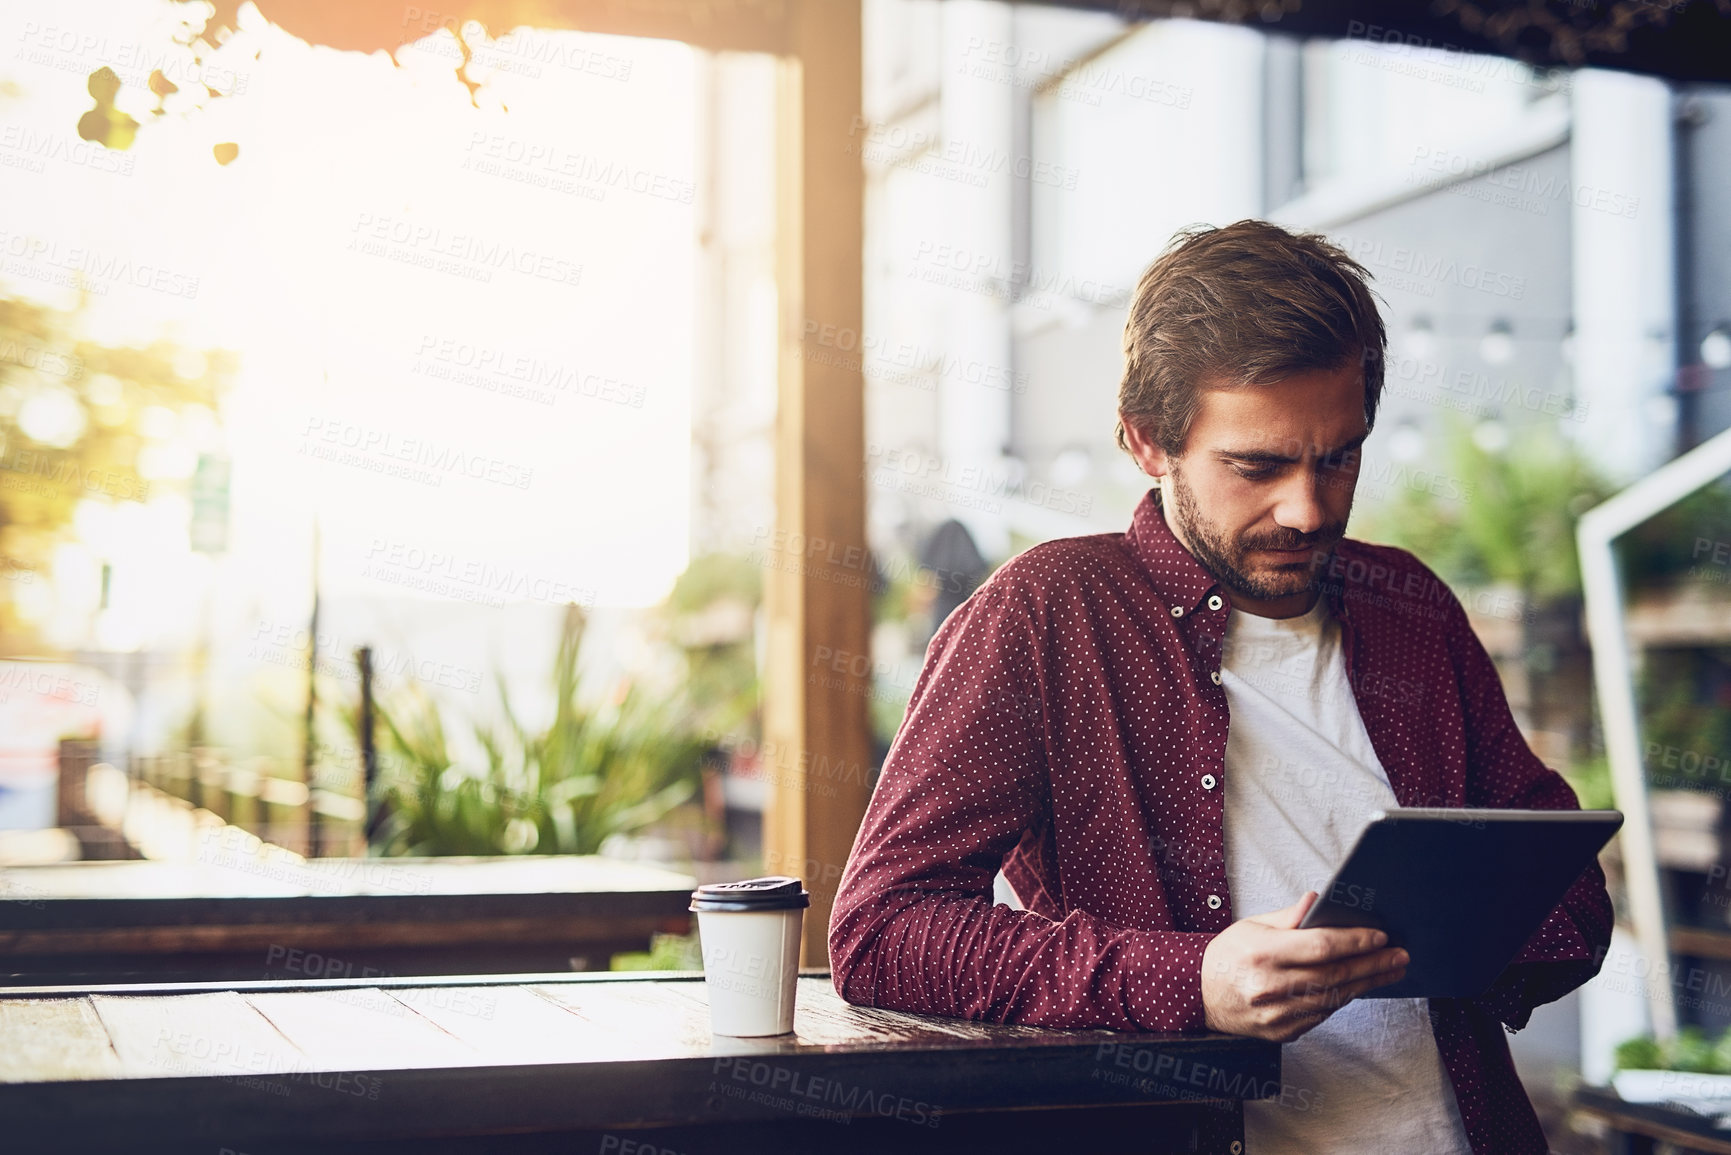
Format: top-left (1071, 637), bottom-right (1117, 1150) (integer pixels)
top-left (1201, 890), bottom-right (1408, 1042)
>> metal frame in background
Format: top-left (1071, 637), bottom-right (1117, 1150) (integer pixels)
top-left (1578, 424), bottom-right (1731, 1040)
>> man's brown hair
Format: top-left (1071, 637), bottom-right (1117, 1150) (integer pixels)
top-left (1115, 218), bottom-right (1387, 456)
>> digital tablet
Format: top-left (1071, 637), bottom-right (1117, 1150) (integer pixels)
top-left (1294, 807), bottom-right (1624, 999)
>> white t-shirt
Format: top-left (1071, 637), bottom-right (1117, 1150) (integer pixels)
top-left (1220, 595), bottom-right (1474, 1154)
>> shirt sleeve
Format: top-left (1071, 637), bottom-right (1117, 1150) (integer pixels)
top-left (828, 578), bottom-right (1216, 1033)
top-left (1443, 590), bottom-right (1616, 1031)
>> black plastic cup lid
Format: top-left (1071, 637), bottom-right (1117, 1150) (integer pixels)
top-left (689, 875), bottom-right (810, 913)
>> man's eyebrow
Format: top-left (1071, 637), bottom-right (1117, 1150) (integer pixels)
top-left (1212, 432), bottom-right (1368, 465)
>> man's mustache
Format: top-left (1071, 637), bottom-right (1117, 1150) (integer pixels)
top-left (1242, 530), bottom-right (1344, 553)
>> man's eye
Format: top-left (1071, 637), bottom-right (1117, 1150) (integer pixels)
top-left (1230, 464), bottom-right (1274, 481)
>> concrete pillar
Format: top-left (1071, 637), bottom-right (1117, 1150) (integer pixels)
top-left (1570, 70), bottom-right (1676, 483)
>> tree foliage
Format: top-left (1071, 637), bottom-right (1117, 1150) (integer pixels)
top-left (0, 296), bottom-right (231, 643)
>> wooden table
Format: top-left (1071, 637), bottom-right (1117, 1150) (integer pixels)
top-left (0, 856), bottom-right (695, 984)
top-left (1574, 1084), bottom-right (1731, 1154)
top-left (0, 971), bottom-right (1279, 1154)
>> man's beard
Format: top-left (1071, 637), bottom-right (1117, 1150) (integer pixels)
top-left (1166, 465), bottom-right (1347, 601)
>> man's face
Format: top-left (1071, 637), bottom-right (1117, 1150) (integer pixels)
top-left (1123, 362), bottom-right (1368, 616)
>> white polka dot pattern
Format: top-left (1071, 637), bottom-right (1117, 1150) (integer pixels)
top-left (828, 488), bottom-right (1614, 1155)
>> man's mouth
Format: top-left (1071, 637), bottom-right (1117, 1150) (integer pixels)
top-left (1255, 541), bottom-right (1330, 557)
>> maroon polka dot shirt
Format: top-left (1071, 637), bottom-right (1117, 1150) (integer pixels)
top-left (829, 487), bottom-right (1613, 1154)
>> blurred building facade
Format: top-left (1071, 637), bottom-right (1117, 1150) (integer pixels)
top-left (858, 0), bottom-right (1730, 577)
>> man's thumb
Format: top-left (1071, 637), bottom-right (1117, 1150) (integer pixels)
top-left (1268, 890), bottom-right (1318, 930)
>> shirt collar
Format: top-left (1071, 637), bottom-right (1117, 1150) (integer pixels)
top-left (1124, 486), bottom-right (1355, 624)
top-left (1125, 487), bottom-right (1223, 616)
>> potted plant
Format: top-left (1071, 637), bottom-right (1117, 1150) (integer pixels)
top-left (1612, 1027), bottom-right (1731, 1104)
top-left (366, 602), bottom-right (707, 857)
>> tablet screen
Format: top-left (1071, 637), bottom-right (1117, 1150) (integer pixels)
top-left (1293, 808), bottom-right (1622, 999)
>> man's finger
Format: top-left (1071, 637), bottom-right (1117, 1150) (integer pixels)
top-left (1293, 963), bottom-right (1410, 1013)
top-left (1268, 925), bottom-right (1392, 967)
top-left (1265, 948), bottom-right (1408, 1000)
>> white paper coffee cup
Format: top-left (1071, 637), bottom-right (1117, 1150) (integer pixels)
top-left (691, 876), bottom-right (809, 1036)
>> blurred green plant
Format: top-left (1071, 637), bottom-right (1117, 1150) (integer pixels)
top-left (1618, 478), bottom-right (1731, 591)
top-left (367, 603), bottom-right (707, 856)
top-left (659, 552), bottom-right (760, 743)
top-left (1640, 653), bottom-right (1731, 791)
top-left (611, 930), bottom-right (702, 972)
top-left (1352, 414), bottom-right (1610, 604)
top-left (1615, 1025), bottom-right (1731, 1073)
top-left (1561, 754), bottom-right (1616, 812)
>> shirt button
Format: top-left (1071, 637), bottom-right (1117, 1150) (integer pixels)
top-left (1210, 670), bottom-right (1222, 685)
top-left (1207, 594), bottom-right (1223, 611)
top-left (1201, 773), bottom-right (1217, 790)
top-left (1207, 894), bottom-right (1223, 910)
top-left (1170, 605), bottom-right (1184, 618)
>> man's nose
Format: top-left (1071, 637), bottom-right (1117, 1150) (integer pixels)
top-left (1273, 470), bottom-right (1328, 536)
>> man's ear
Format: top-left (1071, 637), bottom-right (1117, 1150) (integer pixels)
top-left (1119, 416), bottom-right (1173, 479)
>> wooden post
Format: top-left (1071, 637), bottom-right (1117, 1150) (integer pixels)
top-left (305, 519), bottom-right (322, 858)
top-left (55, 738), bottom-right (97, 829)
top-left (357, 645), bottom-right (382, 852)
top-left (762, 0), bottom-right (871, 967)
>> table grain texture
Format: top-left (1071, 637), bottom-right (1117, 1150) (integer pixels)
top-left (0, 971), bottom-right (1279, 1154)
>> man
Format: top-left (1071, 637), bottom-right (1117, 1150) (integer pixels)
top-left (828, 219), bottom-right (1612, 1153)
